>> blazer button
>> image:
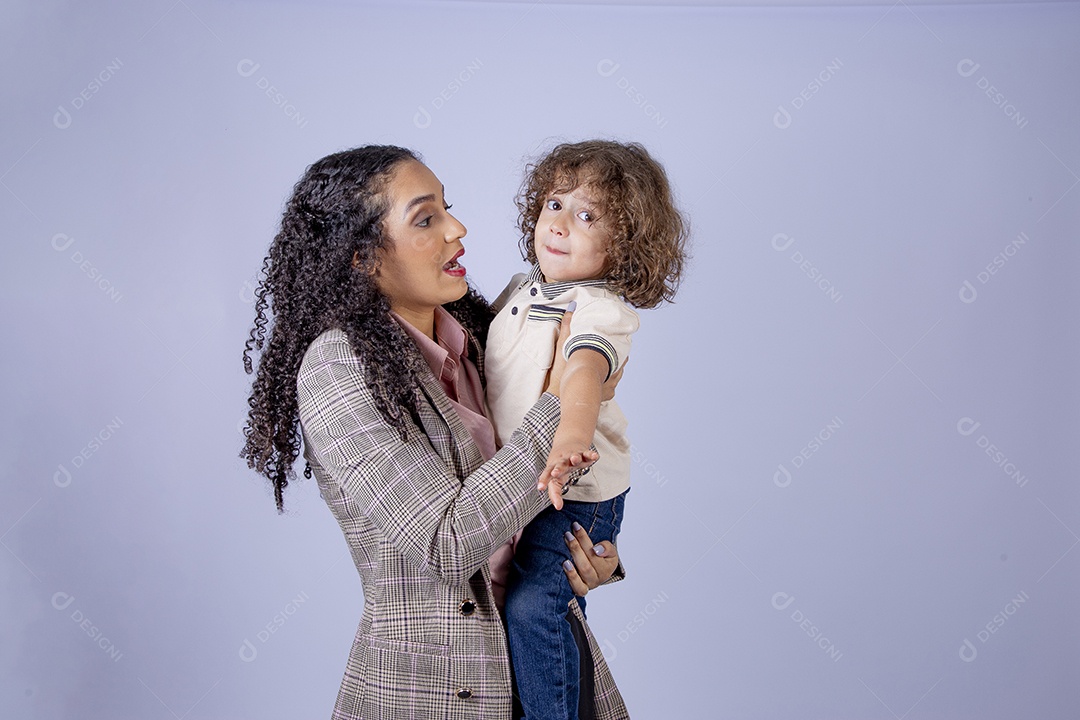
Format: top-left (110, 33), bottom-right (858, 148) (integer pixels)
top-left (529, 287), bottom-right (538, 296)
top-left (511, 306), bottom-right (518, 315)
top-left (458, 599), bottom-right (476, 616)
top-left (456, 688), bottom-right (473, 699)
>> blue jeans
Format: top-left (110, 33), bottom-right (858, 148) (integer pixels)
top-left (505, 490), bottom-right (627, 720)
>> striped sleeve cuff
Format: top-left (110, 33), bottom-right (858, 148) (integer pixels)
top-left (565, 334), bottom-right (619, 379)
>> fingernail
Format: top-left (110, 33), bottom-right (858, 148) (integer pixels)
top-left (562, 559), bottom-right (574, 571)
top-left (566, 301), bottom-right (577, 312)
top-left (571, 522), bottom-right (583, 533)
top-left (564, 531), bottom-right (575, 543)
top-left (593, 546), bottom-right (605, 556)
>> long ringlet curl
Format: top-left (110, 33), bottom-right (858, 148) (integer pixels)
top-left (242, 145), bottom-right (493, 511)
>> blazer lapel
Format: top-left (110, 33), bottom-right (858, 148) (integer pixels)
top-left (416, 367), bottom-right (497, 593)
top-left (416, 367), bottom-right (486, 480)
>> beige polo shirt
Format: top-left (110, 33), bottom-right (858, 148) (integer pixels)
top-left (485, 265), bottom-right (639, 503)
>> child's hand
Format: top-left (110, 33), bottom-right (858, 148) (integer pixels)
top-left (538, 444), bottom-right (599, 510)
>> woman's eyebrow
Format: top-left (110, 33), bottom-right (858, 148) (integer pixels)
top-left (403, 185), bottom-right (446, 219)
top-left (403, 194), bottom-right (436, 218)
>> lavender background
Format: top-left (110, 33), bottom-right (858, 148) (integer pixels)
top-left (2, 0), bottom-right (1078, 718)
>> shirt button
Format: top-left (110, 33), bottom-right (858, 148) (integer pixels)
top-left (530, 287), bottom-right (538, 296)
top-left (456, 688), bottom-right (473, 699)
top-left (459, 600), bottom-right (476, 616)
top-left (511, 306), bottom-right (518, 315)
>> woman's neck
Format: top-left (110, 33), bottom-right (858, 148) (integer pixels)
top-left (392, 305), bottom-right (437, 341)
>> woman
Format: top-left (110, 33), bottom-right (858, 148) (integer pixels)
top-left (242, 145), bottom-right (628, 719)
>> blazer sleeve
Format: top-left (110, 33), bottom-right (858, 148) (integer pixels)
top-left (297, 331), bottom-right (552, 586)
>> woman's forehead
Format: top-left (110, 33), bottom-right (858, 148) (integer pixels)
top-left (387, 161), bottom-right (442, 207)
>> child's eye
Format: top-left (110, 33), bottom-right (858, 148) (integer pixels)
top-left (577, 210), bottom-right (594, 223)
top-left (545, 199), bottom-right (562, 211)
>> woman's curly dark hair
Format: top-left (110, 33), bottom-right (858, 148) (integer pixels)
top-left (517, 140), bottom-right (689, 309)
top-left (242, 145), bottom-right (493, 511)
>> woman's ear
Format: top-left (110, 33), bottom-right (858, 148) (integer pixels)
top-left (352, 250), bottom-right (378, 276)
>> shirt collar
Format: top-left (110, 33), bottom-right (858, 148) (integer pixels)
top-left (526, 264), bottom-right (609, 300)
top-left (433, 305), bottom-right (467, 358)
top-left (391, 306), bottom-right (468, 384)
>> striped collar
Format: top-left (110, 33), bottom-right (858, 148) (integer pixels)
top-left (526, 264), bottom-right (609, 300)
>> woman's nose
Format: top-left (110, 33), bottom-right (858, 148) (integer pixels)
top-left (446, 212), bottom-right (467, 240)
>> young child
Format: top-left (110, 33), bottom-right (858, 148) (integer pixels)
top-left (485, 140), bottom-right (688, 719)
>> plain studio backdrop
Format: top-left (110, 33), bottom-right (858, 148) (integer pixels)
top-left (1, 0), bottom-right (1077, 718)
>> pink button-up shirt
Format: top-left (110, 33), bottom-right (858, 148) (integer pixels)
top-left (392, 307), bottom-right (518, 608)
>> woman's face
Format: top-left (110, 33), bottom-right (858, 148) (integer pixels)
top-left (376, 160), bottom-right (469, 317)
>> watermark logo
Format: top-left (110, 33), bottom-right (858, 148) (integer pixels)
top-left (237, 59), bottom-right (259, 78)
top-left (774, 58), bottom-right (843, 130)
top-left (771, 233), bottom-right (843, 304)
top-left (956, 417), bottom-right (1028, 487)
top-left (958, 231), bottom-right (1030, 304)
top-left (629, 444), bottom-right (669, 487)
top-left (239, 273), bottom-right (260, 305)
top-left (54, 416), bottom-right (124, 487)
top-left (957, 59), bottom-right (1028, 130)
top-left (774, 416), bottom-right (843, 487)
top-left (238, 591), bottom-right (310, 662)
top-left (52, 591), bottom-right (123, 662)
top-left (596, 59), bottom-right (668, 129)
top-left (958, 590), bottom-right (1029, 662)
top-left (413, 58), bottom-right (484, 129)
top-left (237, 59), bottom-right (308, 129)
top-left (772, 591), bottom-right (842, 662)
top-left (53, 58), bottom-right (124, 130)
top-left (599, 591), bottom-right (669, 661)
top-left (50, 234), bottom-right (123, 302)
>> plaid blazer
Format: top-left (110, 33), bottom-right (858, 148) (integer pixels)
top-left (297, 328), bottom-right (629, 720)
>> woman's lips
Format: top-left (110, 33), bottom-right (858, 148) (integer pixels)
top-left (443, 249), bottom-right (466, 277)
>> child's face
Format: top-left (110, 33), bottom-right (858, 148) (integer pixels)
top-left (533, 185), bottom-right (611, 283)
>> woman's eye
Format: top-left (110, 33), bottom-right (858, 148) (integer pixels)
top-left (417, 215), bottom-right (433, 228)
top-left (444, 203), bottom-right (453, 211)
top-left (545, 199), bottom-right (561, 211)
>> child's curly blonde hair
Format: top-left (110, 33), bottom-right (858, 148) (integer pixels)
top-left (516, 140), bottom-right (688, 309)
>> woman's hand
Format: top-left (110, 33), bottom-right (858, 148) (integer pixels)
top-left (562, 522), bottom-right (620, 597)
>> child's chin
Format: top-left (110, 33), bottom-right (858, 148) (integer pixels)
top-left (538, 259), bottom-right (569, 282)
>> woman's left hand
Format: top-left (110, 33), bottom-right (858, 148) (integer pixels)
top-left (562, 522), bottom-right (620, 596)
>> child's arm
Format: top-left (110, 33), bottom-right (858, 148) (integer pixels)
top-left (537, 348), bottom-right (611, 509)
